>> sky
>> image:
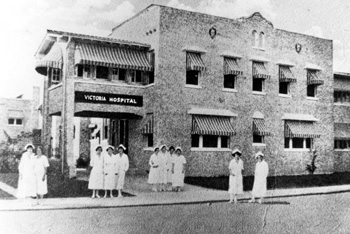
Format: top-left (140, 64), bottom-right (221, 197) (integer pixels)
top-left (0, 0), bottom-right (349, 99)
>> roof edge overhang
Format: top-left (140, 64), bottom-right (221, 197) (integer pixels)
top-left (188, 107), bottom-right (237, 117)
top-left (282, 113), bottom-right (319, 122)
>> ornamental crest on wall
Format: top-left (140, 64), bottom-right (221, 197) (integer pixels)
top-left (295, 43), bottom-right (302, 53)
top-left (209, 26), bottom-right (217, 39)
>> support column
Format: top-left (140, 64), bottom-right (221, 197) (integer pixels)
top-left (60, 41), bottom-right (76, 178)
top-left (41, 74), bottom-right (52, 157)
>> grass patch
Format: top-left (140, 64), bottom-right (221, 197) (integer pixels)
top-left (185, 172), bottom-right (350, 191)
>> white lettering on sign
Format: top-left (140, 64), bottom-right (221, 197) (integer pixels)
top-left (84, 95), bottom-right (107, 101)
top-left (109, 97), bottom-right (137, 104)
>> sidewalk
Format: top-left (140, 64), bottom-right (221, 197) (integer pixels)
top-left (0, 183), bottom-right (350, 211)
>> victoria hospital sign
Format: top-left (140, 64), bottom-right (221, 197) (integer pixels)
top-left (75, 91), bottom-right (143, 107)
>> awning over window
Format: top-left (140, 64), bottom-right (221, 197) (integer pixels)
top-left (192, 115), bottom-right (235, 136)
top-left (334, 123), bottom-right (350, 139)
top-left (253, 62), bottom-right (270, 79)
top-left (7, 110), bottom-right (24, 118)
top-left (279, 66), bottom-right (296, 83)
top-left (141, 114), bottom-right (154, 134)
top-left (285, 120), bottom-right (320, 138)
top-left (186, 52), bottom-right (206, 71)
top-left (35, 43), bottom-right (63, 76)
top-left (224, 58), bottom-right (243, 75)
top-left (307, 70), bottom-right (324, 85)
top-left (253, 119), bottom-right (270, 136)
top-left (75, 43), bottom-right (153, 71)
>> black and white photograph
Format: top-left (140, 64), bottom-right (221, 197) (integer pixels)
top-left (0, 0), bottom-right (350, 233)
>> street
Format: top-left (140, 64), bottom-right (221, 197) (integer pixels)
top-left (0, 192), bottom-right (349, 234)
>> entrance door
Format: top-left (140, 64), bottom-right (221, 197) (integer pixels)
top-left (110, 119), bottom-right (128, 154)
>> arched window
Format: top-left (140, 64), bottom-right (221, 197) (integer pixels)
top-left (252, 30), bottom-right (259, 47)
top-left (259, 32), bottom-right (265, 48)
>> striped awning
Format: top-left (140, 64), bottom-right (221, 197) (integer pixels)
top-left (253, 118), bottom-right (270, 136)
top-left (192, 115), bottom-right (235, 136)
top-left (253, 62), bottom-right (270, 79)
top-left (307, 70), bottom-right (324, 85)
top-left (334, 123), bottom-right (350, 139)
top-left (224, 58), bottom-right (243, 75)
top-left (279, 66), bottom-right (296, 83)
top-left (75, 43), bottom-right (153, 71)
top-left (187, 52), bottom-right (206, 71)
top-left (285, 121), bottom-right (320, 138)
top-left (141, 114), bottom-right (154, 134)
top-left (35, 43), bottom-right (63, 76)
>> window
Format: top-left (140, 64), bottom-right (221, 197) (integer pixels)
top-left (8, 118), bottom-right (22, 126)
top-left (334, 140), bottom-right (350, 149)
top-left (307, 84), bottom-right (317, 97)
top-left (148, 71), bottom-right (154, 84)
top-left (104, 125), bottom-right (108, 139)
top-left (253, 134), bottom-right (264, 144)
top-left (76, 64), bottom-right (92, 78)
top-left (253, 78), bottom-right (264, 92)
top-left (224, 74), bottom-right (236, 89)
top-left (186, 70), bottom-right (199, 85)
top-left (334, 91), bottom-right (350, 103)
top-left (279, 82), bottom-right (289, 95)
top-left (119, 69), bottom-right (126, 81)
top-left (96, 66), bottom-right (109, 79)
top-left (146, 134), bottom-right (153, 147)
top-left (130, 70), bottom-right (142, 83)
top-left (252, 30), bottom-right (259, 47)
top-left (259, 32), bottom-right (265, 48)
top-left (191, 135), bottom-right (230, 149)
top-left (284, 138), bottom-right (313, 149)
top-left (51, 68), bottom-right (61, 84)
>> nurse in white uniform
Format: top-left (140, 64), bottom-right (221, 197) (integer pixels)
top-left (17, 144), bottom-right (36, 199)
top-left (228, 148), bottom-right (244, 204)
top-left (148, 146), bottom-right (160, 192)
top-left (172, 147), bottom-right (186, 192)
top-left (103, 145), bottom-right (117, 198)
top-left (34, 146), bottom-right (49, 204)
top-left (115, 144), bottom-right (129, 198)
top-left (88, 145), bottom-right (104, 198)
top-left (249, 151), bottom-right (269, 204)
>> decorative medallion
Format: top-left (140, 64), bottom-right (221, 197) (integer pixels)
top-left (295, 43), bottom-right (302, 53)
top-left (209, 26), bottom-right (217, 39)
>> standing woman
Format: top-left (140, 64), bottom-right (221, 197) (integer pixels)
top-left (17, 144), bottom-right (36, 199)
top-left (88, 145), bottom-right (104, 198)
top-left (172, 147), bottom-right (186, 192)
top-left (103, 145), bottom-right (117, 198)
top-left (228, 149), bottom-right (244, 204)
top-left (166, 146), bottom-right (175, 191)
top-left (158, 145), bottom-right (168, 192)
top-left (34, 146), bottom-right (49, 204)
top-left (249, 151), bottom-right (269, 204)
top-left (115, 144), bottom-right (129, 198)
top-left (148, 146), bottom-right (160, 192)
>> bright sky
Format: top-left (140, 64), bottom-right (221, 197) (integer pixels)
top-left (0, 0), bottom-right (349, 99)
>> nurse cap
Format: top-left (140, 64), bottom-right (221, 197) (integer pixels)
top-left (106, 145), bottom-right (115, 151)
top-left (24, 144), bottom-right (35, 150)
top-left (118, 144), bottom-right (126, 151)
top-left (255, 151), bottom-right (264, 158)
top-left (153, 146), bottom-right (160, 152)
top-left (160, 144), bottom-right (167, 150)
top-left (175, 146), bottom-right (182, 152)
top-left (95, 145), bottom-right (103, 151)
top-left (231, 148), bottom-right (242, 156)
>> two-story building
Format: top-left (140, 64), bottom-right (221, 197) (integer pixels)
top-left (35, 5), bottom-right (334, 178)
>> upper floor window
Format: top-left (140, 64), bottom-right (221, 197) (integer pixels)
top-left (51, 68), bottom-right (61, 85)
top-left (279, 65), bottom-right (296, 95)
top-left (306, 69), bottom-right (324, 98)
top-left (259, 32), bottom-right (265, 48)
top-left (252, 62), bottom-right (270, 92)
top-left (186, 52), bottom-right (206, 86)
top-left (252, 30), bottom-right (259, 47)
top-left (8, 118), bottom-right (22, 126)
top-left (130, 70), bottom-right (142, 83)
top-left (334, 90), bottom-right (350, 103)
top-left (96, 66), bottom-right (109, 79)
top-left (223, 57), bottom-right (242, 90)
top-left (76, 64), bottom-right (93, 78)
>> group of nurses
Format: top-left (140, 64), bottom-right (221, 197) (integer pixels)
top-left (17, 144), bottom-right (49, 204)
top-left (148, 145), bottom-right (186, 192)
top-left (88, 144), bottom-right (129, 198)
top-left (228, 149), bottom-right (269, 204)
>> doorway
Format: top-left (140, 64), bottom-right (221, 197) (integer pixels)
top-left (110, 119), bottom-right (129, 154)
